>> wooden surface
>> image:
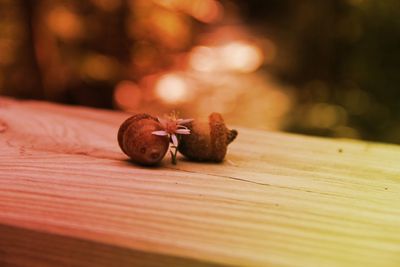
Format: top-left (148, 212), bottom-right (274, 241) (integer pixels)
top-left (0, 97), bottom-right (399, 267)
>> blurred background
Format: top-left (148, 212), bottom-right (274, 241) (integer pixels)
top-left (1, 0), bottom-right (399, 144)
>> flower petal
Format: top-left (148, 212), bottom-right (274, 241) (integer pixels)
top-left (175, 129), bottom-right (190, 135)
top-left (177, 125), bottom-right (189, 130)
top-left (152, 130), bottom-right (168, 136)
top-left (171, 134), bottom-right (178, 147)
top-left (177, 118), bottom-right (194, 125)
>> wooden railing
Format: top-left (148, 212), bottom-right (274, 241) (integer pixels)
top-left (0, 97), bottom-right (399, 266)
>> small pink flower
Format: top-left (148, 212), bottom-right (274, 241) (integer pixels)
top-left (152, 114), bottom-right (193, 147)
top-left (152, 112), bottom-right (193, 165)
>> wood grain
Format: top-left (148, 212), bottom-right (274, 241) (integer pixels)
top-left (0, 97), bottom-right (399, 267)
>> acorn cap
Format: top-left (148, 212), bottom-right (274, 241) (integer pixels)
top-left (178, 112), bottom-right (237, 162)
top-left (118, 113), bottom-right (169, 165)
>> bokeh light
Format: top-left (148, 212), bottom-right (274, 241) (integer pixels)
top-left (155, 73), bottom-right (190, 104)
top-left (189, 41), bottom-right (264, 73)
top-left (150, 8), bottom-right (191, 50)
top-left (186, 0), bottom-right (222, 23)
top-left (1, 0), bottom-right (399, 143)
top-left (46, 6), bottom-right (83, 40)
top-left (114, 80), bottom-right (142, 110)
top-left (220, 41), bottom-right (264, 72)
top-left (189, 46), bottom-right (218, 72)
top-left (153, 0), bottom-right (222, 23)
top-left (81, 54), bottom-right (119, 81)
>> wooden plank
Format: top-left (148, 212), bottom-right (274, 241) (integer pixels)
top-left (0, 97), bottom-right (399, 267)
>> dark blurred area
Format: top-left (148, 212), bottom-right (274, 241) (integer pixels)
top-left (1, 0), bottom-right (399, 144)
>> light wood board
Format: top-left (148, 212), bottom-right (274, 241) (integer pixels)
top-left (0, 97), bottom-right (399, 266)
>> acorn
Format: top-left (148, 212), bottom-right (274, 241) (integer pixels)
top-left (178, 113), bottom-right (238, 162)
top-left (118, 113), bottom-right (169, 165)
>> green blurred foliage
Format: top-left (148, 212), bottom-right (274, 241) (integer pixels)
top-left (240, 0), bottom-right (400, 143)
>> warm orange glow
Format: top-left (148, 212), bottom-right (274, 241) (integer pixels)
top-left (47, 7), bottom-right (83, 40)
top-left (131, 43), bottom-right (158, 70)
top-left (152, 0), bottom-right (222, 23)
top-left (81, 54), bottom-right (119, 81)
top-left (151, 0), bottom-right (177, 9)
top-left (114, 80), bottom-right (142, 110)
top-left (155, 73), bottom-right (189, 104)
top-left (0, 40), bottom-right (16, 66)
top-left (190, 41), bottom-right (264, 73)
top-left (150, 9), bottom-right (190, 49)
top-left (90, 0), bottom-right (122, 11)
top-left (189, 46), bottom-right (218, 72)
top-left (187, 0), bottom-right (222, 23)
top-left (221, 41), bottom-right (264, 72)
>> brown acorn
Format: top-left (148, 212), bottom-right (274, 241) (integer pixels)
top-left (178, 113), bottom-right (237, 162)
top-left (118, 113), bottom-right (169, 165)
